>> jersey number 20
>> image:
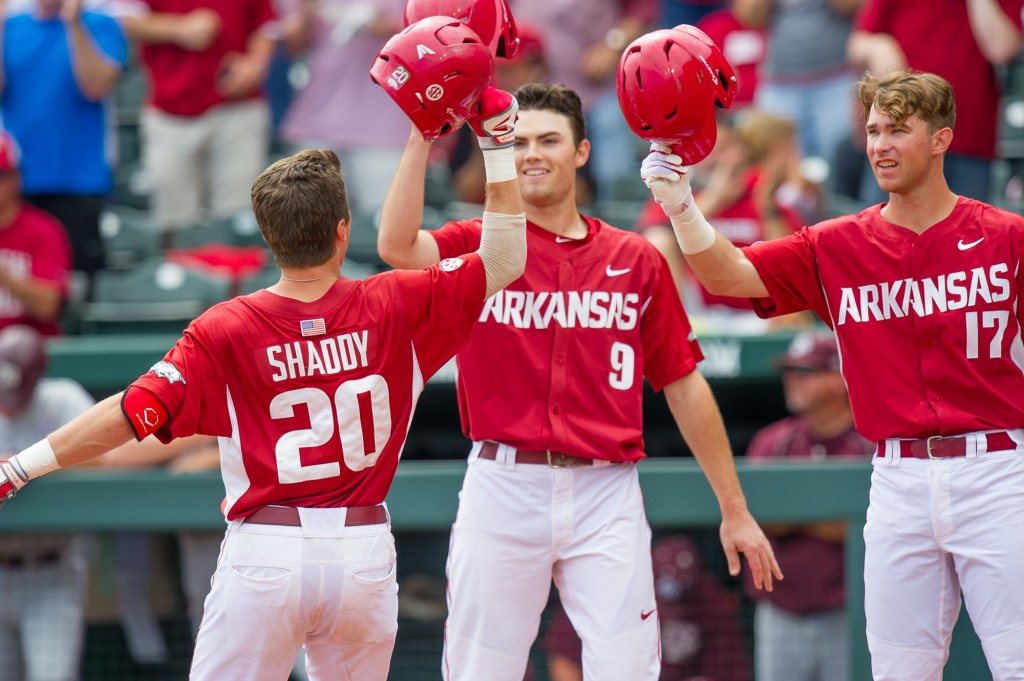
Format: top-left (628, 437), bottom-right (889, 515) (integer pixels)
top-left (270, 375), bottom-right (391, 484)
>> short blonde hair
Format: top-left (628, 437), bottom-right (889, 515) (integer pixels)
top-left (251, 150), bottom-right (351, 269)
top-left (857, 70), bottom-right (956, 133)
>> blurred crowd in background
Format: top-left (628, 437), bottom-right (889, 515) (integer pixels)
top-left (1, 0), bottom-right (1022, 341)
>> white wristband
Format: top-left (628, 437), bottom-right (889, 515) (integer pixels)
top-left (481, 145), bottom-right (517, 184)
top-left (11, 438), bottom-right (60, 480)
top-left (669, 201), bottom-right (717, 254)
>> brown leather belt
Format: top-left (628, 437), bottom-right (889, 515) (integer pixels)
top-left (876, 431), bottom-right (1017, 459)
top-left (479, 441), bottom-right (594, 467)
top-left (0, 551), bottom-right (61, 569)
top-left (242, 504), bottom-right (387, 527)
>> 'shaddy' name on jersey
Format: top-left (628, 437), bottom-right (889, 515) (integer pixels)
top-left (266, 330), bottom-right (369, 381)
top-left (836, 263), bottom-right (1012, 325)
top-left (480, 290), bottom-right (641, 330)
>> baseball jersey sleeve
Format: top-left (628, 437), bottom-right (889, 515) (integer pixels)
top-left (430, 219), bottom-right (483, 259)
top-left (641, 252), bottom-right (702, 391)
top-left (129, 326), bottom-right (231, 443)
top-left (393, 252), bottom-right (488, 378)
top-left (742, 229), bottom-right (829, 321)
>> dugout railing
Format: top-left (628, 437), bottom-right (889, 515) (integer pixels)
top-left (0, 461), bottom-right (993, 680)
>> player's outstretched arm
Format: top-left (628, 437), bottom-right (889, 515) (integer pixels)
top-left (0, 393), bottom-right (135, 507)
top-left (642, 144), bottom-right (770, 299)
top-left (468, 87), bottom-right (526, 297)
top-left (377, 126), bottom-right (443, 270)
top-left (663, 371), bottom-right (783, 591)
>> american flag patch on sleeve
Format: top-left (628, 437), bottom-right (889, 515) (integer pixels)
top-left (300, 318), bottom-right (326, 337)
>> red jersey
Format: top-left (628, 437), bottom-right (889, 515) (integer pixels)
top-left (0, 204), bottom-right (70, 336)
top-left (855, 0), bottom-right (1024, 159)
top-left (431, 216), bottom-right (702, 462)
top-left (131, 256), bottom-right (487, 519)
top-left (140, 0), bottom-right (277, 116)
top-left (744, 197), bottom-right (1024, 441)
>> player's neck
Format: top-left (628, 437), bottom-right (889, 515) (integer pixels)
top-left (882, 182), bottom-right (958, 234)
top-left (525, 200), bottom-right (587, 240)
top-left (270, 265), bottom-right (341, 302)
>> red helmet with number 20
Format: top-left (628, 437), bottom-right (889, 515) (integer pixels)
top-left (617, 25), bottom-right (737, 165)
top-left (370, 16), bottom-right (495, 142)
top-left (404, 0), bottom-right (519, 59)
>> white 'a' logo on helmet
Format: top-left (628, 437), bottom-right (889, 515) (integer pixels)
top-left (150, 361), bottom-right (186, 385)
top-left (416, 43), bottom-right (436, 59)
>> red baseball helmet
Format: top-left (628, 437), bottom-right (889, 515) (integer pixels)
top-left (616, 25), bottom-right (737, 165)
top-left (370, 15), bottom-right (495, 142)
top-left (0, 325), bottom-right (46, 415)
top-left (404, 0), bottom-right (520, 59)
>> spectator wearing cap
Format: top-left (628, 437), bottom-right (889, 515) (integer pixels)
top-left (742, 330), bottom-right (872, 681)
top-left (1, 0), bottom-right (128, 280)
top-left (0, 132), bottom-right (72, 337)
top-left (543, 534), bottom-right (752, 681)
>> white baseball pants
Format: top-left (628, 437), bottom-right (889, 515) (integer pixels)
top-left (443, 443), bottom-right (660, 681)
top-left (865, 445), bottom-right (1024, 681)
top-left (189, 507), bottom-right (397, 681)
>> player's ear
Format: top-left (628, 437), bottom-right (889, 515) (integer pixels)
top-left (932, 127), bottom-right (953, 156)
top-left (575, 138), bottom-right (591, 169)
top-left (336, 219), bottom-right (349, 243)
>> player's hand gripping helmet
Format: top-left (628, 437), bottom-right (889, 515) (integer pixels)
top-left (0, 325), bottom-right (46, 416)
top-left (370, 15), bottom-right (495, 142)
top-left (404, 0), bottom-right (520, 59)
top-left (616, 25), bottom-right (737, 165)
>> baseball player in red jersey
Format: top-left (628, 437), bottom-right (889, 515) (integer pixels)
top-left (0, 83), bottom-right (527, 679)
top-left (378, 82), bottom-right (780, 681)
top-left (643, 69), bottom-right (1024, 680)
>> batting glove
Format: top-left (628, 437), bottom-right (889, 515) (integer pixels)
top-left (469, 86), bottom-right (519, 150)
top-left (642, 142), bottom-right (693, 218)
top-left (0, 458), bottom-right (28, 508)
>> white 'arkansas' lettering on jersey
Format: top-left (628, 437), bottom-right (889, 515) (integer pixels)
top-left (478, 290), bottom-right (641, 330)
top-left (836, 263), bottom-right (1012, 325)
top-left (266, 329), bottom-right (371, 381)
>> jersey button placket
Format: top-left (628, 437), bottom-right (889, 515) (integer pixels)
top-left (909, 238), bottom-right (948, 427)
top-left (549, 261), bottom-right (574, 444)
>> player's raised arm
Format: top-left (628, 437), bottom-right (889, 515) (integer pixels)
top-left (642, 144), bottom-right (770, 299)
top-left (0, 393), bottom-right (135, 506)
top-left (662, 371), bottom-right (783, 591)
top-left (466, 87), bottom-right (526, 297)
top-left (378, 128), bottom-right (443, 270)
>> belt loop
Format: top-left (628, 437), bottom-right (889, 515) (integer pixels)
top-left (497, 443), bottom-right (516, 469)
top-left (967, 432), bottom-right (982, 460)
top-left (886, 439), bottom-right (900, 464)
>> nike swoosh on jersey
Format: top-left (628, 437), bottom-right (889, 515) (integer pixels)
top-left (958, 237), bottom-right (984, 251)
top-left (555, 236), bottom-right (576, 243)
top-left (606, 266), bottom-right (631, 277)
top-left (641, 609), bottom-right (656, 621)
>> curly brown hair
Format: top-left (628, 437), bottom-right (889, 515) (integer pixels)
top-left (856, 70), bottom-right (956, 134)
